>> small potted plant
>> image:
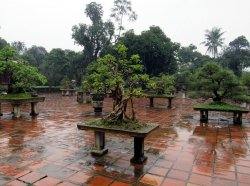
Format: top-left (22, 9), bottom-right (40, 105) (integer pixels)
top-left (82, 79), bottom-right (93, 103)
top-left (60, 75), bottom-right (75, 96)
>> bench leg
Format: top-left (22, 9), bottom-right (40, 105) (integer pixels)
top-left (149, 98), bottom-right (154, 107)
top-left (77, 92), bottom-right (84, 103)
top-left (130, 137), bottom-right (147, 164)
top-left (66, 90), bottom-right (70, 96)
top-left (0, 103), bottom-right (2, 116)
top-left (30, 102), bottom-right (39, 116)
top-left (12, 104), bottom-right (21, 118)
top-left (233, 112), bottom-right (242, 124)
top-left (200, 110), bottom-right (208, 121)
top-left (91, 131), bottom-right (108, 156)
top-left (167, 98), bottom-right (172, 108)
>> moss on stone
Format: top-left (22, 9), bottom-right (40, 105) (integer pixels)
top-left (194, 101), bottom-right (248, 112)
top-left (82, 118), bottom-right (157, 133)
top-left (0, 93), bottom-right (32, 99)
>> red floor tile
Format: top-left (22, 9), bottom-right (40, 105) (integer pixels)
top-left (34, 177), bottom-right (62, 186)
top-left (6, 168), bottom-right (30, 178)
top-left (172, 162), bottom-right (193, 171)
top-left (213, 178), bottom-right (237, 186)
top-left (154, 159), bottom-right (173, 168)
top-left (140, 174), bottom-right (164, 186)
top-left (67, 172), bottom-right (93, 184)
top-left (0, 165), bottom-right (18, 174)
top-left (1, 94), bottom-right (250, 186)
top-left (192, 166), bottom-right (212, 176)
top-left (237, 173), bottom-right (250, 183)
top-left (26, 161), bottom-right (48, 169)
top-left (57, 182), bottom-right (78, 186)
top-left (167, 169), bottom-right (189, 181)
top-left (18, 172), bottom-right (46, 184)
top-left (87, 176), bottom-right (113, 186)
top-left (189, 173), bottom-right (212, 186)
top-left (148, 166), bottom-right (169, 176)
top-left (214, 169), bottom-right (236, 180)
top-left (109, 181), bottom-right (132, 186)
top-left (5, 180), bottom-right (27, 186)
top-left (161, 178), bottom-right (186, 186)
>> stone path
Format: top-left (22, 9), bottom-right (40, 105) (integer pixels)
top-left (0, 93), bottom-right (249, 186)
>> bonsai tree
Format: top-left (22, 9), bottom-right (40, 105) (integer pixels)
top-left (60, 75), bottom-right (74, 89)
top-left (193, 62), bottom-right (249, 102)
top-left (84, 44), bottom-right (149, 124)
top-left (241, 73), bottom-right (250, 90)
top-left (146, 73), bottom-right (175, 94)
top-left (0, 46), bottom-right (47, 94)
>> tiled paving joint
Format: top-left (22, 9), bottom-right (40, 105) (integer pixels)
top-left (0, 93), bottom-right (249, 186)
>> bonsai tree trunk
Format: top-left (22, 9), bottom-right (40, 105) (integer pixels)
top-left (104, 86), bottom-right (136, 124)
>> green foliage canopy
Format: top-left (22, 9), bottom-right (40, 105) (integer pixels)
top-left (147, 73), bottom-right (175, 94)
top-left (118, 26), bottom-right (180, 76)
top-left (0, 46), bottom-right (47, 93)
top-left (84, 44), bottom-right (149, 123)
top-left (193, 62), bottom-right (249, 102)
top-left (201, 27), bottom-right (225, 58)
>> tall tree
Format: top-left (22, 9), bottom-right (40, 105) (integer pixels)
top-left (10, 41), bottom-right (27, 55)
top-left (220, 36), bottom-right (250, 77)
top-left (20, 53), bottom-right (37, 66)
top-left (201, 27), bottom-right (225, 58)
top-left (110, 0), bottom-right (138, 38)
top-left (40, 48), bottom-right (67, 87)
top-left (72, 2), bottom-right (115, 67)
top-left (178, 44), bottom-right (212, 73)
top-left (118, 26), bottom-right (180, 76)
top-left (0, 37), bottom-right (9, 50)
top-left (64, 49), bottom-right (85, 85)
top-left (26, 45), bottom-right (47, 68)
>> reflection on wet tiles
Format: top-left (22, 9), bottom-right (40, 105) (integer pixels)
top-left (0, 93), bottom-right (249, 185)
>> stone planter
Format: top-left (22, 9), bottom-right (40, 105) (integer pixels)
top-left (91, 93), bottom-right (105, 112)
top-left (77, 91), bottom-right (84, 103)
top-left (85, 92), bottom-right (92, 103)
top-left (60, 89), bottom-right (76, 96)
top-left (77, 121), bottom-right (159, 164)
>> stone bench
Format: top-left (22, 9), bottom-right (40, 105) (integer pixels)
top-left (147, 94), bottom-right (175, 108)
top-left (60, 89), bottom-right (76, 96)
top-left (0, 97), bottom-right (45, 118)
top-left (193, 103), bottom-right (249, 124)
top-left (77, 122), bottom-right (159, 164)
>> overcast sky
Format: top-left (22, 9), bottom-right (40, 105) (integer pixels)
top-left (1, 0), bottom-right (250, 55)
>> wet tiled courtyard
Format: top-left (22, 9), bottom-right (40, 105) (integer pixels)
top-left (0, 93), bottom-right (250, 186)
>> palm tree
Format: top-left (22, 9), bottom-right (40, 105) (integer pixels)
top-left (201, 27), bottom-right (225, 58)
